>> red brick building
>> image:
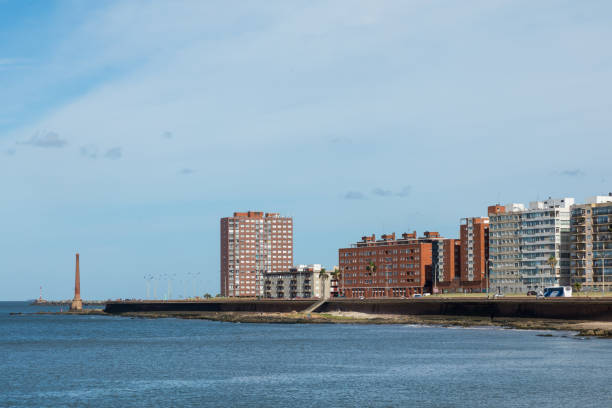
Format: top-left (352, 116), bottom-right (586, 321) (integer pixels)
top-left (338, 231), bottom-right (441, 298)
top-left (220, 211), bottom-right (293, 297)
top-left (458, 217), bottom-right (489, 290)
top-left (432, 239), bottom-right (461, 292)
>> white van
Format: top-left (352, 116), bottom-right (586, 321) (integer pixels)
top-left (543, 286), bottom-right (572, 298)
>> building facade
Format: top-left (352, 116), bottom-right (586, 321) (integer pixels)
top-left (489, 198), bottom-right (573, 294)
top-left (459, 217), bottom-right (489, 290)
top-left (570, 195), bottom-right (612, 292)
top-left (431, 239), bottom-right (461, 292)
top-left (338, 232), bottom-right (439, 298)
top-left (220, 211), bottom-right (293, 297)
top-left (264, 264), bottom-right (329, 299)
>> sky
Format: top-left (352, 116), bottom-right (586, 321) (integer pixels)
top-left (1, 0), bottom-right (611, 300)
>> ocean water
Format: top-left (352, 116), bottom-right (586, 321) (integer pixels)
top-left (1, 301), bottom-right (611, 408)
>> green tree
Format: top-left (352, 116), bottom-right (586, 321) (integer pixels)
top-left (366, 261), bottom-right (377, 297)
top-left (319, 268), bottom-right (329, 300)
top-left (203, 293), bottom-right (212, 299)
top-left (366, 261), bottom-right (377, 276)
top-left (331, 268), bottom-right (341, 297)
top-left (573, 281), bottom-right (582, 294)
top-left (547, 255), bottom-right (557, 287)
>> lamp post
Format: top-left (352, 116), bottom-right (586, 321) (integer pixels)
top-left (434, 264), bottom-right (438, 295)
top-left (485, 259), bottom-right (489, 297)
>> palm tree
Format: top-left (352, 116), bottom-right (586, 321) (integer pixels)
top-left (547, 255), bottom-right (557, 273)
top-left (547, 255), bottom-right (557, 289)
top-left (366, 261), bottom-right (377, 276)
top-left (318, 268), bottom-right (329, 300)
top-left (340, 267), bottom-right (346, 297)
top-left (366, 261), bottom-right (377, 297)
top-left (331, 268), bottom-right (341, 297)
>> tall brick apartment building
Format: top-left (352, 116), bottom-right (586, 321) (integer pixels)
top-left (338, 231), bottom-right (442, 298)
top-left (220, 211), bottom-right (293, 297)
top-left (459, 217), bottom-right (489, 290)
top-left (431, 238), bottom-right (461, 289)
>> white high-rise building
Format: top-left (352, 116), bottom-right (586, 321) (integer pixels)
top-left (570, 194), bottom-right (612, 292)
top-left (489, 198), bottom-right (573, 294)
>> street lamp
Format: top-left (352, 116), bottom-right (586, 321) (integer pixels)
top-left (434, 263), bottom-right (438, 295)
top-left (485, 259), bottom-right (489, 296)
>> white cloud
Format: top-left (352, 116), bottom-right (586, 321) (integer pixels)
top-left (18, 131), bottom-right (67, 148)
top-left (2, 0), bottom-right (612, 206)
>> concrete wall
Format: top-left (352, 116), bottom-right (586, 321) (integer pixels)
top-left (104, 298), bottom-right (612, 321)
top-left (317, 299), bottom-right (612, 321)
top-left (104, 300), bottom-right (316, 314)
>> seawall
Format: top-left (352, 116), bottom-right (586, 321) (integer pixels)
top-left (104, 299), bottom-right (316, 314)
top-left (104, 298), bottom-right (612, 321)
top-left (317, 298), bottom-right (612, 321)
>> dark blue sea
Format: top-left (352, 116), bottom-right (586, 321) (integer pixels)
top-left (1, 301), bottom-right (611, 407)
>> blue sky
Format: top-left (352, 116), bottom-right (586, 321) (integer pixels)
top-left (1, 0), bottom-right (611, 300)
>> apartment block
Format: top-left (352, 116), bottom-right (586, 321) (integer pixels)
top-left (460, 217), bottom-right (489, 287)
top-left (264, 264), bottom-right (329, 299)
top-left (489, 198), bottom-right (573, 294)
top-left (220, 211), bottom-right (293, 297)
top-left (431, 239), bottom-right (461, 287)
top-left (570, 194), bottom-right (612, 292)
top-left (338, 231), bottom-right (439, 298)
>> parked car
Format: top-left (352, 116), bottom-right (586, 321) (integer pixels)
top-left (526, 291), bottom-right (537, 296)
top-left (413, 294), bottom-right (423, 298)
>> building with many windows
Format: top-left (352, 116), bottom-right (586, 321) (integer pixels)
top-left (570, 194), bottom-right (612, 292)
top-left (264, 264), bottom-right (330, 299)
top-left (220, 211), bottom-right (293, 297)
top-left (431, 216), bottom-right (490, 294)
top-left (338, 231), bottom-right (440, 298)
top-left (489, 198), bottom-right (573, 294)
top-left (460, 217), bottom-right (489, 289)
top-left (431, 239), bottom-right (461, 292)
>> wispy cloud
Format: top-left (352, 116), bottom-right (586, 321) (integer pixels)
top-left (80, 145), bottom-right (99, 159)
top-left (395, 185), bottom-right (411, 197)
top-left (104, 147), bottom-right (122, 160)
top-left (344, 191), bottom-right (365, 200)
top-left (179, 168), bottom-right (195, 175)
top-left (5, 148), bottom-right (16, 156)
top-left (560, 169), bottom-right (585, 177)
top-left (372, 188), bottom-right (393, 197)
top-left (18, 131), bottom-right (67, 148)
top-left (0, 58), bottom-right (29, 69)
top-left (330, 136), bottom-right (352, 144)
top-left (371, 186), bottom-right (411, 198)
top-left (162, 131), bottom-right (173, 139)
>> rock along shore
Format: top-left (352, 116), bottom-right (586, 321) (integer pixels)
top-left (114, 310), bottom-right (612, 338)
top-left (11, 306), bottom-right (612, 338)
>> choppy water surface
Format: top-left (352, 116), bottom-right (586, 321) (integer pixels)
top-left (1, 301), bottom-right (610, 407)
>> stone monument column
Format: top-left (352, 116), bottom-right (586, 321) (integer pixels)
top-left (70, 253), bottom-right (83, 311)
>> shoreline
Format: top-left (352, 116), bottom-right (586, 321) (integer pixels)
top-left (133, 311), bottom-right (612, 337)
top-left (13, 309), bottom-right (611, 338)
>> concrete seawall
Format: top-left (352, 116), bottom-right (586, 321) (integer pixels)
top-left (104, 298), bottom-right (612, 321)
top-left (104, 299), bottom-right (316, 314)
top-left (317, 298), bottom-right (612, 321)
